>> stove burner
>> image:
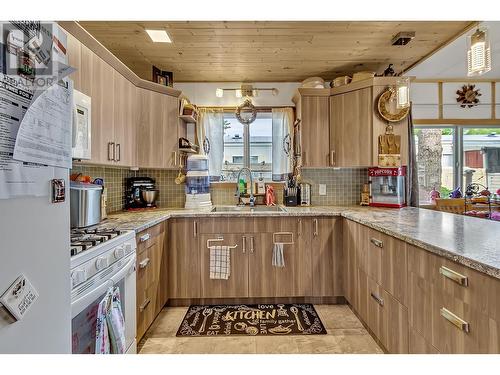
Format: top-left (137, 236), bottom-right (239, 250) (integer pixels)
top-left (70, 226), bottom-right (123, 257)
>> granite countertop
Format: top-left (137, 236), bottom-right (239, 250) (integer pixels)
top-left (103, 205), bottom-right (500, 280)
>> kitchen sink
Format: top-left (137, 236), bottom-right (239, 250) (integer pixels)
top-left (211, 205), bottom-right (286, 213)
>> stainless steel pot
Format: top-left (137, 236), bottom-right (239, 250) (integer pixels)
top-left (70, 182), bottom-right (102, 228)
top-left (141, 189), bottom-right (158, 207)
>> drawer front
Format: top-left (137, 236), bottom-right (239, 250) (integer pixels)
top-left (366, 274), bottom-right (409, 353)
top-left (365, 227), bottom-right (408, 306)
top-left (137, 246), bottom-right (154, 291)
top-left (409, 327), bottom-right (439, 354)
top-left (136, 223), bottom-right (163, 254)
top-left (136, 283), bottom-right (157, 340)
top-left (408, 244), bottom-right (500, 353)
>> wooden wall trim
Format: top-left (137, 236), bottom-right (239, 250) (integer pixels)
top-left (438, 82), bottom-right (443, 119)
top-left (413, 78), bottom-right (500, 83)
top-left (330, 77), bottom-right (408, 96)
top-left (414, 119), bottom-right (500, 125)
top-left (58, 21), bottom-right (182, 98)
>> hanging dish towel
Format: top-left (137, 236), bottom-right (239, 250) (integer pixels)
top-left (209, 245), bottom-right (231, 280)
top-left (95, 291), bottom-right (111, 354)
top-left (106, 287), bottom-right (126, 354)
top-left (272, 243), bottom-right (285, 268)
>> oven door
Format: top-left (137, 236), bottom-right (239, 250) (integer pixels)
top-left (71, 254), bottom-right (136, 354)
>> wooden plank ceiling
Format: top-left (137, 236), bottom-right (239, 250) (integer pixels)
top-left (78, 21), bottom-right (473, 82)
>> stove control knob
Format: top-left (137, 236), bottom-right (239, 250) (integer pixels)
top-left (95, 257), bottom-right (109, 271)
top-left (71, 269), bottom-right (87, 288)
top-left (114, 246), bottom-right (125, 260)
top-left (124, 243), bottom-right (133, 254)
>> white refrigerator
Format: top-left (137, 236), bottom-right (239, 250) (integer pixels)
top-left (0, 169), bottom-right (71, 353)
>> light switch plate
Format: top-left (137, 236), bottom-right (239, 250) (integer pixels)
top-left (319, 184), bottom-right (327, 196)
top-left (0, 274), bottom-right (38, 321)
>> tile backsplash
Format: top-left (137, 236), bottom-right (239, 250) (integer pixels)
top-left (70, 165), bottom-right (183, 213)
top-left (300, 168), bottom-right (369, 206)
top-left (71, 165), bottom-right (368, 212)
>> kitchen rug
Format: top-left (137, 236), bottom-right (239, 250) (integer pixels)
top-left (176, 304), bottom-right (327, 337)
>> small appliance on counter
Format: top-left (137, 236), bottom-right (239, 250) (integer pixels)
top-left (368, 166), bottom-right (406, 208)
top-left (126, 177), bottom-right (158, 210)
top-left (70, 182), bottom-right (103, 228)
top-left (185, 155), bottom-right (212, 209)
top-left (299, 182), bottom-right (311, 206)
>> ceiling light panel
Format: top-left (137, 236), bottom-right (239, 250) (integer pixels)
top-left (145, 29), bottom-right (172, 43)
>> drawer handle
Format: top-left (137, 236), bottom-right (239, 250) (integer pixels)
top-left (439, 266), bottom-right (468, 287)
top-left (139, 258), bottom-right (150, 269)
top-left (370, 292), bottom-right (384, 306)
top-left (370, 238), bottom-right (383, 248)
top-left (440, 307), bottom-right (470, 333)
top-left (139, 233), bottom-right (150, 242)
top-left (139, 298), bottom-right (151, 312)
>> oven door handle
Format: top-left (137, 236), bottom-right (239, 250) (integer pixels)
top-left (109, 255), bottom-right (137, 285)
top-left (71, 279), bottom-right (114, 319)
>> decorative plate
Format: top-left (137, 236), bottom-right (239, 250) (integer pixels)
top-left (377, 88), bottom-right (410, 123)
top-left (456, 84), bottom-right (481, 108)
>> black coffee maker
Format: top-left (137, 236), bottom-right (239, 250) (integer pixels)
top-left (126, 177), bottom-right (156, 209)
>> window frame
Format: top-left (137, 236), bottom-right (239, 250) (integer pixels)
top-left (414, 124), bottom-right (500, 205)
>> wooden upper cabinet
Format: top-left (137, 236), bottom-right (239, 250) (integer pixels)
top-left (164, 95), bottom-right (181, 168)
top-left (330, 87), bottom-right (373, 167)
top-left (294, 91), bottom-right (330, 167)
top-left (113, 72), bottom-right (137, 166)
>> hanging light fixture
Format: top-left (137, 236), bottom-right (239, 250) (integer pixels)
top-left (215, 88), bottom-right (224, 98)
top-left (396, 76), bottom-right (410, 109)
top-left (467, 27), bottom-right (491, 76)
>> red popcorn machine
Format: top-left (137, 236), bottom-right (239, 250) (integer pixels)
top-left (368, 166), bottom-right (406, 208)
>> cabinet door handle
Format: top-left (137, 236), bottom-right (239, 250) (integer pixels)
top-left (193, 221), bottom-right (198, 237)
top-left (313, 219), bottom-right (318, 236)
top-left (242, 236), bottom-right (246, 254)
top-left (330, 150), bottom-right (336, 166)
top-left (139, 298), bottom-right (151, 312)
top-left (370, 292), bottom-right (384, 306)
top-left (172, 151), bottom-right (177, 166)
top-left (139, 233), bottom-right (150, 242)
top-left (250, 236), bottom-right (254, 253)
top-left (370, 238), bottom-right (383, 248)
top-left (139, 258), bottom-right (150, 269)
top-left (116, 143), bottom-right (121, 162)
top-left (439, 266), bottom-right (468, 287)
top-left (107, 142), bottom-right (114, 161)
top-left (440, 308), bottom-right (470, 333)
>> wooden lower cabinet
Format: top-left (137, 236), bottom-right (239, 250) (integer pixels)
top-left (135, 223), bottom-right (166, 340)
top-left (199, 233), bottom-right (248, 298)
top-left (409, 327), bottom-right (440, 354)
top-left (167, 218), bottom-right (201, 299)
top-left (408, 244), bottom-right (500, 353)
top-left (310, 217), bottom-right (343, 297)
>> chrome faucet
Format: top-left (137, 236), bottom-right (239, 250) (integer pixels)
top-left (235, 167), bottom-right (255, 207)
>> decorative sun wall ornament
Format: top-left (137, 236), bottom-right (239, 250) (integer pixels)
top-left (456, 84), bottom-right (481, 108)
top-left (377, 87), bottom-right (410, 122)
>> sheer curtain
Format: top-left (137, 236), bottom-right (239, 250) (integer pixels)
top-left (272, 108), bottom-right (294, 181)
top-left (198, 108), bottom-right (224, 181)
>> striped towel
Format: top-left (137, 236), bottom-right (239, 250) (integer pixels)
top-left (209, 245), bottom-right (231, 280)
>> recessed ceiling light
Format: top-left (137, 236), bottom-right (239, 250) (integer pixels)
top-left (145, 29), bottom-right (172, 43)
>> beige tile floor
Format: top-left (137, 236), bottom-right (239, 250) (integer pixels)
top-left (138, 305), bottom-right (383, 354)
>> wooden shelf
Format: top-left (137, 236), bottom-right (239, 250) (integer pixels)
top-left (179, 114), bottom-right (197, 123)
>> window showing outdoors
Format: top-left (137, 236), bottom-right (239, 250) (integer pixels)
top-left (249, 112), bottom-right (272, 181)
top-left (221, 112), bottom-right (273, 181)
top-left (463, 128), bottom-right (500, 193)
top-left (222, 114), bottom-right (244, 181)
top-left (414, 127), bottom-right (455, 204)
top-left (414, 126), bottom-right (500, 205)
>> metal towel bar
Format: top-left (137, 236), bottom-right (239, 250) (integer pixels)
top-left (206, 238), bottom-right (238, 249)
top-left (272, 232), bottom-right (294, 245)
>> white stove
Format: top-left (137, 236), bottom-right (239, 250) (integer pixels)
top-left (70, 225), bottom-right (137, 354)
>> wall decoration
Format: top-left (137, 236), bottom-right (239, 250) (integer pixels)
top-left (235, 98), bottom-right (257, 125)
top-left (377, 87), bottom-right (410, 122)
top-left (152, 65), bottom-right (174, 87)
top-left (456, 84), bottom-right (481, 108)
